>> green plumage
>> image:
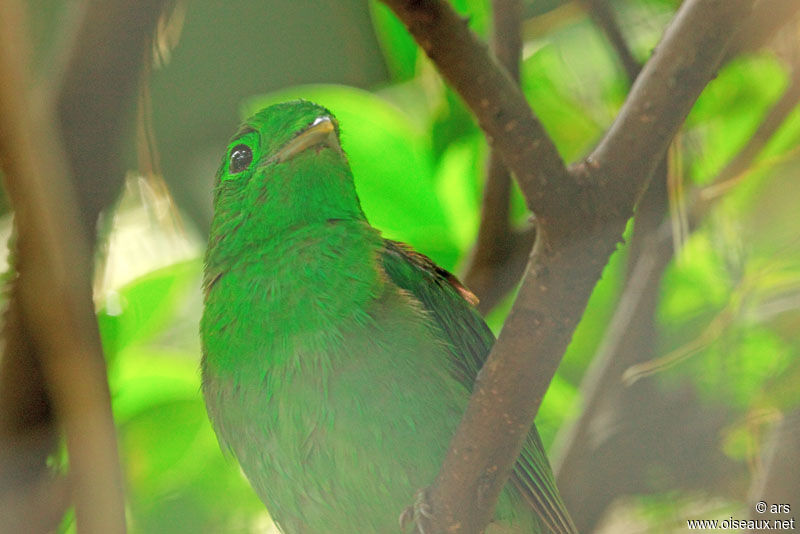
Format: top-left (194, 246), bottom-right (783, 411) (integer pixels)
top-left (201, 101), bottom-right (575, 533)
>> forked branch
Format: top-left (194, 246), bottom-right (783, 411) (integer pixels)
top-left (379, 0), bottom-right (753, 531)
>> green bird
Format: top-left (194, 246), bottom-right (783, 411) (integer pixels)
top-left (201, 100), bottom-right (576, 534)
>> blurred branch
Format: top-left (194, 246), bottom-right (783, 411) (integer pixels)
top-left (551, 12), bottom-right (666, 528)
top-left (558, 380), bottom-right (743, 532)
top-left (463, 0), bottom-right (526, 313)
top-left (56, 0), bottom-right (169, 236)
top-left (0, 1), bottom-right (125, 532)
top-left (381, 0), bottom-right (752, 531)
top-left (553, 60), bottom-right (800, 530)
top-left (489, 0), bottom-right (523, 82)
top-left (0, 0), bottom-right (168, 532)
top-left (725, 0), bottom-right (800, 62)
top-left (699, 64), bottom-right (800, 203)
top-left (582, 0), bottom-right (641, 82)
top-left (747, 410), bottom-right (800, 530)
top-left (470, 227), bottom-right (536, 315)
top-left (551, 218), bottom-right (675, 531)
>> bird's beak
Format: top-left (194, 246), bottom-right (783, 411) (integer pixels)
top-left (270, 116), bottom-right (339, 163)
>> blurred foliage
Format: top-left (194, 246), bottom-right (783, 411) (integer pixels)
top-left (27, 0), bottom-right (799, 531)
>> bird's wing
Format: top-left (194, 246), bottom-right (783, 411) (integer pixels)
top-left (380, 240), bottom-right (577, 534)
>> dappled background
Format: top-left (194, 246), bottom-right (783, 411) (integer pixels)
top-left (3, 0), bottom-right (799, 532)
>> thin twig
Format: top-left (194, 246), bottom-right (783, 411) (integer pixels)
top-left (583, 0), bottom-right (641, 82)
top-left (700, 66), bottom-right (800, 202)
top-left (463, 0), bottom-right (524, 310)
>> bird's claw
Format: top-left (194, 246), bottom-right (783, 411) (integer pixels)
top-left (399, 488), bottom-right (433, 533)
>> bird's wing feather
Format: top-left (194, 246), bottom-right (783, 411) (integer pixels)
top-left (380, 240), bottom-right (577, 534)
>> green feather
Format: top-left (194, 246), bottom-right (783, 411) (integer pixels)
top-left (201, 101), bottom-right (576, 533)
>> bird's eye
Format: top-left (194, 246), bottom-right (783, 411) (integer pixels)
top-left (229, 144), bottom-right (253, 174)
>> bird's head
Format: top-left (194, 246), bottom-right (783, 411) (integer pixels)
top-left (210, 100), bottom-right (366, 245)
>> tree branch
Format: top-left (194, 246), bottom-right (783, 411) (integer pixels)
top-left (582, 0), bottom-right (668, 281)
top-left (380, 0), bottom-right (753, 531)
top-left (588, 1), bottom-right (749, 200)
top-left (468, 0), bottom-right (646, 313)
top-left (470, 226), bottom-right (536, 315)
top-left (0, 0), bottom-right (167, 531)
top-left (0, 2), bottom-right (125, 531)
top-left (56, 0), bottom-right (168, 236)
top-left (582, 0), bottom-right (641, 82)
top-left (548, 10), bottom-right (667, 528)
top-left (552, 62), bottom-right (800, 530)
top-left (379, 0), bottom-right (571, 217)
top-left (725, 0), bottom-right (800, 62)
top-left (463, 0), bottom-right (525, 311)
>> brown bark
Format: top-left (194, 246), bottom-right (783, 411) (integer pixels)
top-left (379, 0), bottom-right (753, 531)
top-left (553, 70), bottom-right (800, 529)
top-left (462, 0), bottom-right (526, 313)
top-left (0, 0), bottom-right (167, 531)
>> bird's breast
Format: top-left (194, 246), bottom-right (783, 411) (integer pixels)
top-left (201, 221), bottom-right (386, 377)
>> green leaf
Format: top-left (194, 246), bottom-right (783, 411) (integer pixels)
top-left (725, 328), bottom-right (791, 407)
top-left (109, 347), bottom-right (200, 423)
top-left (520, 42), bottom-right (607, 162)
top-left (97, 259), bottom-right (201, 360)
top-left (761, 105), bottom-right (800, 161)
top-left (434, 135), bottom-right (484, 254)
top-left (431, 89), bottom-right (481, 160)
top-left (686, 327), bottom-right (792, 410)
top-left (658, 232), bottom-right (732, 333)
top-left (451, 0), bottom-right (490, 37)
top-left (686, 53), bottom-right (787, 184)
top-left (369, 1), bottom-right (418, 81)
top-left (110, 346), bottom-right (265, 533)
top-left (122, 398), bottom-right (265, 533)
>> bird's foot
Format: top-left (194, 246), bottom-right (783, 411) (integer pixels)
top-left (399, 488), bottom-right (433, 534)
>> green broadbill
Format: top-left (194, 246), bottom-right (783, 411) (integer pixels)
top-left (201, 100), bottom-right (576, 533)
